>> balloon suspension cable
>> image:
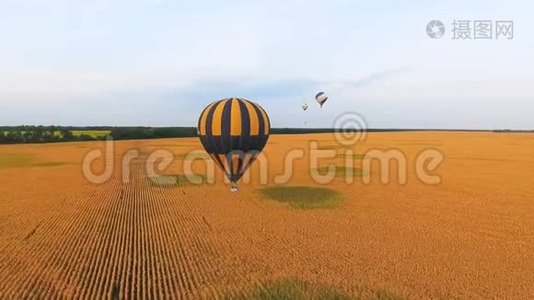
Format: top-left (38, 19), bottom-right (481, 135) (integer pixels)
top-left (230, 182), bottom-right (239, 192)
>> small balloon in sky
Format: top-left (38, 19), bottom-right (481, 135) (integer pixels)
top-left (315, 92), bottom-right (328, 108)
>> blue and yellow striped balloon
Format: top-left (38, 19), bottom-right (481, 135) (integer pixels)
top-left (197, 98), bottom-right (270, 190)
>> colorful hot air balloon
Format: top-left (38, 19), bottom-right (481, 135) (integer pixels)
top-left (302, 103), bottom-right (308, 111)
top-left (197, 98), bottom-right (270, 192)
top-left (315, 92), bottom-right (328, 108)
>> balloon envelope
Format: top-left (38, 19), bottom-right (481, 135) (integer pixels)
top-left (315, 92), bottom-right (328, 107)
top-left (197, 98), bottom-right (270, 184)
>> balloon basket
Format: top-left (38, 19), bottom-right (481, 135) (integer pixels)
top-left (230, 182), bottom-right (239, 192)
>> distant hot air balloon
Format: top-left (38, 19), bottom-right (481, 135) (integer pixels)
top-left (302, 103), bottom-right (308, 111)
top-left (198, 98), bottom-right (270, 192)
top-left (315, 92), bottom-right (328, 108)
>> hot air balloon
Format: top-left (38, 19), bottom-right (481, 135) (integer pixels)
top-left (198, 98), bottom-right (270, 192)
top-left (315, 92), bottom-right (328, 108)
top-left (302, 103), bottom-right (308, 111)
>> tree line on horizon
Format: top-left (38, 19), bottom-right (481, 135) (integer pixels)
top-left (0, 126), bottom-right (98, 144)
top-left (0, 126), bottom-right (199, 144)
top-left (0, 125), bottom-right (529, 144)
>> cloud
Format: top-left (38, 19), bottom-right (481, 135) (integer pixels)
top-left (333, 66), bottom-right (410, 88)
top-left (171, 66), bottom-right (411, 102)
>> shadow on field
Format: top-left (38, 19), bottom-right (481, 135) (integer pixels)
top-left (259, 186), bottom-right (344, 209)
top-left (313, 166), bottom-right (364, 178)
top-left (0, 153), bottom-right (68, 169)
top-left (335, 153), bottom-right (365, 160)
top-left (228, 278), bottom-right (403, 300)
top-left (174, 152), bottom-right (210, 160)
top-left (148, 174), bottom-right (209, 187)
top-left (316, 144), bottom-right (355, 151)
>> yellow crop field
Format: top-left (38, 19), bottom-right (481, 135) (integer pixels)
top-left (71, 130), bottom-right (111, 138)
top-left (0, 132), bottom-right (533, 298)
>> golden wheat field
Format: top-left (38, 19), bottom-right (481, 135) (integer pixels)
top-left (0, 132), bottom-right (533, 299)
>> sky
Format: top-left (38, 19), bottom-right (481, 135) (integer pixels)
top-left (0, 0), bottom-right (533, 129)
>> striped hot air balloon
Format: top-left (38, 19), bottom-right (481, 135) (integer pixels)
top-left (197, 98), bottom-right (270, 192)
top-left (315, 92), bottom-right (328, 108)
